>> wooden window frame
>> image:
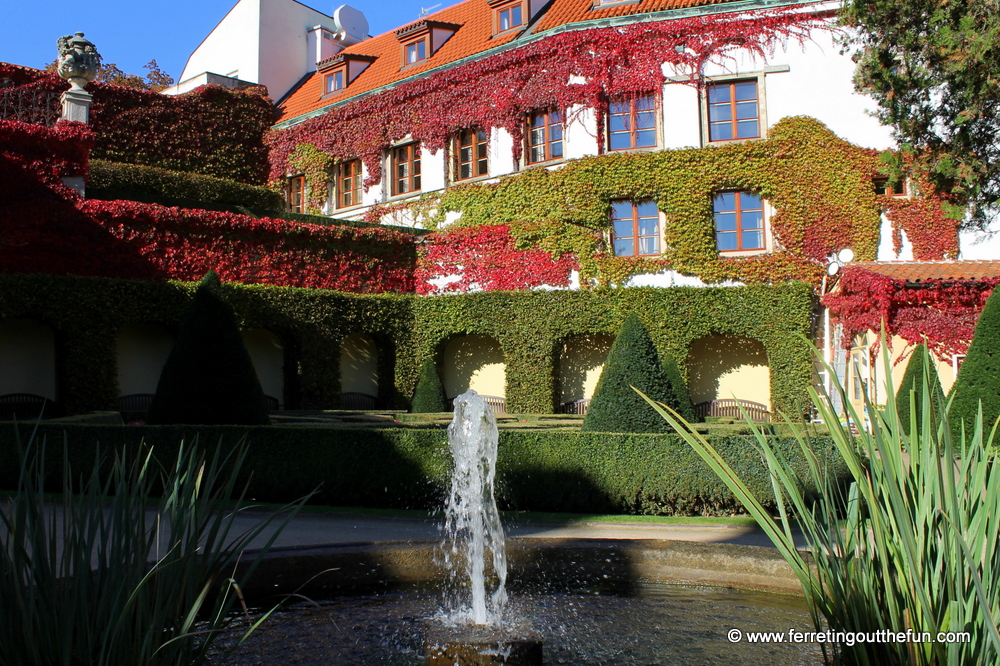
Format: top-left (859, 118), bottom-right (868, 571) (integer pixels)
top-left (335, 159), bottom-right (362, 210)
top-left (391, 143), bottom-right (421, 196)
top-left (707, 79), bottom-right (760, 143)
top-left (494, 1), bottom-right (525, 34)
top-left (403, 38), bottom-right (429, 68)
top-left (324, 70), bottom-right (344, 95)
top-left (526, 108), bottom-right (564, 164)
top-left (610, 200), bottom-right (660, 257)
top-left (713, 191), bottom-right (766, 253)
top-left (288, 175), bottom-right (306, 214)
top-left (607, 95), bottom-right (658, 151)
top-left (453, 128), bottom-right (489, 181)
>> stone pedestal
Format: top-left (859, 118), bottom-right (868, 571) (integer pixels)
top-left (60, 87), bottom-right (92, 124)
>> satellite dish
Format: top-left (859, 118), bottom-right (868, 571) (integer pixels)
top-left (827, 262), bottom-right (840, 276)
top-left (837, 248), bottom-right (855, 263)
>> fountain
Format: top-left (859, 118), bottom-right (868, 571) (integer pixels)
top-left (426, 389), bottom-right (543, 665)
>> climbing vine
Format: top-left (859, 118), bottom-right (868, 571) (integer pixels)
top-left (288, 143), bottom-right (333, 214)
top-left (823, 267), bottom-right (999, 359)
top-left (266, 5), bottom-right (829, 187)
top-left (419, 117), bottom-right (884, 286)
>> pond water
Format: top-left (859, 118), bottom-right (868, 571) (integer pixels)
top-left (217, 583), bottom-right (825, 665)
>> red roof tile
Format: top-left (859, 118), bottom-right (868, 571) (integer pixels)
top-left (277, 0), bottom-right (739, 123)
top-left (850, 261), bottom-right (1000, 283)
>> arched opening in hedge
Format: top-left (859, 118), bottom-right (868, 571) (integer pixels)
top-left (243, 328), bottom-right (285, 409)
top-left (340, 332), bottom-right (379, 408)
top-left (0, 318), bottom-right (57, 400)
top-left (442, 334), bottom-right (506, 403)
top-left (557, 334), bottom-right (614, 412)
top-left (687, 334), bottom-right (771, 411)
top-left (116, 323), bottom-right (174, 403)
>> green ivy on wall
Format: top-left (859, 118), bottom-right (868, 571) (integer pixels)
top-left (287, 143), bottom-right (334, 215)
top-left (0, 274), bottom-right (814, 417)
top-left (427, 116), bottom-right (886, 286)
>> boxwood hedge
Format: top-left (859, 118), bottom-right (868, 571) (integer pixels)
top-left (0, 424), bottom-right (848, 516)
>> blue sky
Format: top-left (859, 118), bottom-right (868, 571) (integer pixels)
top-left (1, 0), bottom-right (460, 83)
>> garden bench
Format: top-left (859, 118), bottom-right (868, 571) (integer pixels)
top-left (0, 393), bottom-right (55, 421)
top-left (561, 399), bottom-right (591, 415)
top-left (340, 392), bottom-right (376, 410)
top-left (694, 398), bottom-right (770, 422)
top-left (118, 393), bottom-right (155, 414)
top-left (262, 394), bottom-right (280, 412)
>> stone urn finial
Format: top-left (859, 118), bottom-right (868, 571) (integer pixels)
top-left (57, 32), bottom-right (101, 90)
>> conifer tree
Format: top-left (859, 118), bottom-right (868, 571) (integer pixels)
top-left (894, 343), bottom-right (944, 435)
top-left (663, 353), bottom-right (697, 423)
top-left (146, 271), bottom-right (269, 425)
top-left (410, 358), bottom-right (447, 413)
top-left (949, 287), bottom-right (1000, 436)
top-left (582, 314), bottom-right (679, 433)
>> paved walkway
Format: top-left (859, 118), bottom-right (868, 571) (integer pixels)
top-left (236, 511), bottom-right (804, 551)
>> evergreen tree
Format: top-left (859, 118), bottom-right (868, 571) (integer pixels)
top-left (410, 358), bottom-right (447, 413)
top-left (663, 353), bottom-right (697, 423)
top-left (895, 343), bottom-right (944, 435)
top-left (582, 314), bottom-right (679, 433)
top-left (949, 287), bottom-right (1000, 436)
top-left (146, 272), bottom-right (269, 425)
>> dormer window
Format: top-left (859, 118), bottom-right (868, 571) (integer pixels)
top-left (406, 40), bottom-right (427, 65)
top-left (395, 19), bottom-right (461, 69)
top-left (318, 53), bottom-right (376, 95)
top-left (325, 70), bottom-right (343, 94)
top-left (489, 0), bottom-right (527, 36)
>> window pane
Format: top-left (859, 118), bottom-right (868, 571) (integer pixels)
top-left (713, 192), bottom-right (736, 212)
top-left (614, 239), bottom-right (635, 256)
top-left (636, 201), bottom-right (657, 217)
top-left (734, 81), bottom-right (757, 101)
top-left (609, 132), bottom-right (632, 150)
top-left (708, 104), bottom-right (731, 123)
top-left (635, 109), bottom-right (656, 130)
top-left (634, 129), bottom-right (656, 148)
top-left (708, 85), bottom-right (730, 103)
top-left (742, 229), bottom-right (764, 249)
top-left (739, 193), bottom-right (762, 210)
top-left (550, 140), bottom-right (562, 159)
top-left (735, 100), bottom-right (757, 121)
top-left (737, 120), bottom-right (758, 139)
top-left (611, 201), bottom-right (633, 219)
top-left (714, 211), bottom-right (737, 232)
top-left (609, 114), bottom-right (629, 132)
top-left (741, 209), bottom-right (763, 230)
top-left (500, 9), bottom-right (511, 30)
top-left (550, 123), bottom-right (562, 141)
top-left (635, 96), bottom-right (655, 112)
top-left (639, 236), bottom-right (659, 255)
top-left (609, 100), bottom-right (629, 115)
top-left (716, 231), bottom-right (737, 251)
top-left (638, 217), bottom-right (657, 237)
top-left (512, 5), bottom-right (522, 25)
top-left (709, 123), bottom-right (732, 141)
top-left (612, 220), bottom-right (633, 239)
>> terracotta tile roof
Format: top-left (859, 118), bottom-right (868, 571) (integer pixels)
top-left (277, 0), bottom-right (739, 123)
top-left (850, 261), bottom-right (1000, 283)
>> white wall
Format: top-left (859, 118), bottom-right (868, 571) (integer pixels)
top-left (563, 105), bottom-right (599, 160)
top-left (178, 0), bottom-right (338, 102)
top-left (0, 319), bottom-right (56, 399)
top-left (661, 82), bottom-right (701, 149)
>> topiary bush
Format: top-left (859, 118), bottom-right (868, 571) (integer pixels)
top-left (949, 287), bottom-right (1000, 435)
top-left (146, 271), bottom-right (270, 425)
top-left (895, 343), bottom-right (944, 434)
top-left (663, 353), bottom-right (697, 422)
top-left (410, 358), bottom-right (447, 413)
top-left (582, 314), bottom-right (680, 433)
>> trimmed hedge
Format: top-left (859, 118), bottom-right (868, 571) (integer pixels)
top-left (0, 274), bottom-right (814, 417)
top-left (0, 424), bottom-right (849, 516)
top-left (949, 286), bottom-right (1000, 435)
top-left (895, 343), bottom-right (944, 434)
top-left (411, 358), bottom-right (447, 413)
top-left (88, 160), bottom-right (284, 210)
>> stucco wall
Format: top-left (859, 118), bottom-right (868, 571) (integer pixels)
top-left (0, 319), bottom-right (56, 399)
top-left (442, 334), bottom-right (506, 398)
top-left (340, 332), bottom-right (378, 396)
top-left (244, 328), bottom-right (285, 402)
top-left (687, 334), bottom-right (771, 410)
top-left (116, 324), bottom-right (174, 396)
top-left (558, 334), bottom-right (613, 403)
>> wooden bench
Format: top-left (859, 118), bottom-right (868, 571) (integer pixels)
top-left (0, 393), bottom-right (56, 421)
top-left (561, 399), bottom-right (591, 415)
top-left (478, 395), bottom-right (506, 414)
top-left (694, 398), bottom-right (770, 422)
top-left (118, 393), bottom-right (155, 414)
top-left (340, 392), bottom-right (376, 410)
top-left (262, 394), bottom-right (280, 412)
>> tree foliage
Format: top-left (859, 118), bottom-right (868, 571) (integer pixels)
top-left (146, 271), bottom-right (270, 425)
top-left (410, 358), bottom-right (447, 413)
top-left (582, 314), bottom-right (680, 433)
top-left (841, 0), bottom-right (1000, 228)
top-left (45, 59), bottom-right (174, 91)
top-left (949, 286), bottom-right (1000, 436)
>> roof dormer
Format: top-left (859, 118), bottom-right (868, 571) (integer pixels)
top-left (318, 52), bottom-right (377, 95)
top-left (394, 19), bottom-right (462, 68)
top-left (488, 0), bottom-right (526, 36)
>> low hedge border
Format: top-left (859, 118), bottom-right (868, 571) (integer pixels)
top-left (0, 424), bottom-right (849, 516)
top-left (88, 160), bottom-right (285, 210)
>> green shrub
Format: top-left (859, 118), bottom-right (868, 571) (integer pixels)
top-left (147, 272), bottom-right (270, 425)
top-left (88, 160), bottom-right (285, 210)
top-left (663, 353), bottom-right (696, 422)
top-left (895, 343), bottom-right (944, 434)
top-left (582, 314), bottom-right (679, 433)
top-left (0, 424), bottom-right (847, 516)
top-left (949, 286), bottom-right (1000, 435)
top-left (411, 358), bottom-right (447, 413)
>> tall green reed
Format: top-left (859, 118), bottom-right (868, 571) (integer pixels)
top-left (639, 342), bottom-right (1000, 665)
top-left (0, 430), bottom-right (307, 666)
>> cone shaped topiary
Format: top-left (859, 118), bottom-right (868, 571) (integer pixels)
top-left (582, 314), bottom-right (679, 433)
top-left (949, 286), bottom-right (1000, 436)
top-left (410, 358), bottom-right (447, 413)
top-left (663, 353), bottom-right (697, 422)
top-left (895, 343), bottom-right (944, 435)
top-left (146, 271), bottom-right (270, 425)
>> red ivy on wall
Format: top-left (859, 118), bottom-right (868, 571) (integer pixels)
top-left (0, 119), bottom-right (93, 195)
top-left (267, 5), bottom-right (827, 187)
top-left (823, 267), bottom-right (999, 359)
top-left (416, 225), bottom-right (578, 294)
